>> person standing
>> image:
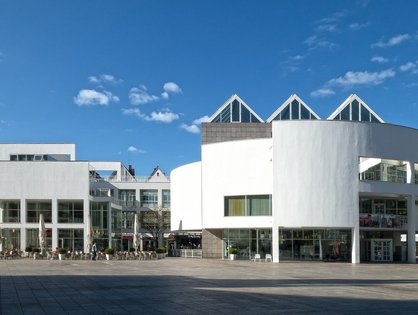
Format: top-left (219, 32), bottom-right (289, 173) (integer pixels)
top-left (92, 243), bottom-right (97, 261)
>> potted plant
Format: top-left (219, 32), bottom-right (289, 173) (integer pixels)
top-left (104, 248), bottom-right (115, 260)
top-left (25, 246), bottom-right (33, 257)
top-left (229, 247), bottom-right (237, 260)
top-left (58, 248), bottom-right (66, 261)
top-left (155, 247), bottom-right (167, 259)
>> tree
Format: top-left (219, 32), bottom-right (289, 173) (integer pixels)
top-left (139, 206), bottom-right (170, 248)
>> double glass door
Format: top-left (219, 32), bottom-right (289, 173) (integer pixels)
top-left (371, 239), bottom-right (393, 262)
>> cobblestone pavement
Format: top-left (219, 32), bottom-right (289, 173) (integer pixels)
top-left (1, 258), bottom-right (418, 314)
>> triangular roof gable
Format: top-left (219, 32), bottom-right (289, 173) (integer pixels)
top-left (266, 94), bottom-right (321, 122)
top-left (207, 94), bottom-right (264, 123)
top-left (148, 166), bottom-right (169, 182)
top-left (327, 94), bottom-right (384, 123)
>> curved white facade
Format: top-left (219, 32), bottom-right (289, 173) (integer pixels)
top-left (172, 119), bottom-right (418, 263)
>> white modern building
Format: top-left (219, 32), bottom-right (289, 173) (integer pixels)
top-left (0, 143), bottom-right (170, 253)
top-left (171, 94), bottom-right (418, 263)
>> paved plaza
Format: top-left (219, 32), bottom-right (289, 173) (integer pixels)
top-left (1, 258), bottom-right (418, 314)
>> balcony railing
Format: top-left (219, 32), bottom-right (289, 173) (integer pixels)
top-left (90, 175), bottom-right (170, 183)
top-left (359, 214), bottom-right (407, 229)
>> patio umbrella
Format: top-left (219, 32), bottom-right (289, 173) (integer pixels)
top-left (38, 214), bottom-right (46, 254)
top-left (0, 226), bottom-right (3, 252)
top-left (86, 213), bottom-right (94, 252)
top-left (133, 213), bottom-right (140, 252)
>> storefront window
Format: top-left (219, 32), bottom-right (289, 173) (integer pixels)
top-left (0, 228), bottom-right (20, 251)
top-left (26, 228), bottom-right (52, 250)
top-left (57, 229), bottom-right (84, 251)
top-left (223, 228), bottom-right (272, 260)
top-left (279, 228), bottom-right (351, 262)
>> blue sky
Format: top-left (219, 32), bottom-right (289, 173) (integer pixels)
top-left (1, 0), bottom-right (418, 175)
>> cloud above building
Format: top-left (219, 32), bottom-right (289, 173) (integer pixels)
top-left (74, 89), bottom-right (119, 106)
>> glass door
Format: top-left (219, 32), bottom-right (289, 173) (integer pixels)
top-left (371, 239), bottom-right (393, 262)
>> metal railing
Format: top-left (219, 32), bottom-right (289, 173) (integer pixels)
top-left (90, 175), bottom-right (170, 183)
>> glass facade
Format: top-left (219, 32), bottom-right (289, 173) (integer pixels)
top-left (279, 228), bottom-right (351, 261)
top-left (1, 228), bottom-right (21, 250)
top-left (359, 157), bottom-right (407, 183)
top-left (0, 200), bottom-right (20, 223)
top-left (224, 195), bottom-right (272, 216)
top-left (26, 228), bottom-right (52, 250)
top-left (271, 99), bottom-right (318, 121)
top-left (223, 228), bottom-right (272, 260)
top-left (57, 229), bottom-right (84, 251)
top-left (210, 99), bottom-right (262, 123)
top-left (332, 99), bottom-right (381, 123)
top-left (162, 190), bottom-right (170, 208)
top-left (90, 202), bottom-right (109, 250)
top-left (58, 200), bottom-right (83, 223)
top-left (140, 189), bottom-right (158, 208)
top-left (359, 197), bottom-right (407, 229)
top-left (26, 200), bottom-right (52, 223)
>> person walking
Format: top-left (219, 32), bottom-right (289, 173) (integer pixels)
top-left (92, 243), bottom-right (97, 261)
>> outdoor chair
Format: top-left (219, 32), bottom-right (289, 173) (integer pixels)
top-left (253, 254), bottom-right (261, 262)
top-left (265, 254), bottom-right (272, 262)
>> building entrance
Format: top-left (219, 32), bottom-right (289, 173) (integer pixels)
top-left (370, 239), bottom-right (393, 262)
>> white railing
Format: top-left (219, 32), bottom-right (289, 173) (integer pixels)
top-left (90, 175), bottom-right (170, 183)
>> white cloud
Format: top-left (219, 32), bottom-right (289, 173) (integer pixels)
top-left (349, 22), bottom-right (370, 31)
top-left (163, 82), bottom-right (182, 94)
top-left (317, 24), bottom-right (337, 32)
top-left (399, 62), bottom-right (417, 72)
top-left (310, 88), bottom-right (335, 98)
top-left (281, 55), bottom-right (305, 73)
top-left (74, 89), bottom-right (119, 106)
top-left (88, 74), bottom-right (122, 84)
top-left (121, 108), bottom-right (143, 118)
top-left (328, 69), bottom-right (396, 87)
top-left (304, 35), bottom-right (337, 50)
top-left (372, 34), bottom-right (411, 48)
top-left (179, 115), bottom-right (209, 134)
top-left (144, 110), bottom-right (179, 123)
top-left (129, 86), bottom-right (159, 105)
top-left (127, 146), bottom-right (146, 153)
top-left (161, 91), bottom-right (169, 99)
top-left (371, 56), bottom-right (389, 63)
top-left (317, 11), bottom-right (346, 24)
top-left (180, 123), bottom-right (200, 134)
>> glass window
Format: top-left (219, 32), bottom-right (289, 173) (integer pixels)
top-left (57, 229), bottom-right (84, 251)
top-left (370, 113), bottom-right (379, 123)
top-left (247, 195), bottom-right (271, 216)
top-left (223, 228), bottom-right (272, 260)
top-left (162, 190), bottom-right (170, 208)
top-left (0, 200), bottom-right (20, 223)
top-left (220, 105), bottom-right (231, 122)
top-left (250, 113), bottom-right (260, 123)
top-left (140, 189), bottom-right (158, 208)
top-left (212, 113), bottom-right (221, 123)
top-left (58, 200), bottom-right (84, 223)
top-left (351, 100), bottom-right (359, 121)
top-left (26, 200), bottom-right (52, 223)
top-left (232, 100), bottom-right (240, 122)
top-left (225, 196), bottom-right (245, 216)
top-left (1, 228), bottom-right (21, 251)
top-left (333, 113), bottom-right (341, 120)
top-left (360, 104), bottom-right (370, 122)
top-left (341, 105), bottom-right (350, 120)
top-left (291, 100), bottom-right (299, 120)
top-left (281, 104), bottom-right (290, 120)
top-left (301, 105), bottom-right (310, 120)
top-left (241, 105), bottom-right (250, 122)
top-left (26, 228), bottom-right (52, 250)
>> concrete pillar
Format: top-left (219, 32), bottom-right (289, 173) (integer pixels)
top-left (272, 226), bottom-right (279, 263)
top-left (406, 161), bottom-right (415, 184)
top-left (407, 195), bottom-right (416, 263)
top-left (352, 224), bottom-right (360, 263)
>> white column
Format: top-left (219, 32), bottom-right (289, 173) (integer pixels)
top-left (352, 225), bottom-right (360, 263)
top-left (407, 195), bottom-right (416, 263)
top-left (272, 226), bottom-right (279, 263)
top-left (406, 161), bottom-right (415, 184)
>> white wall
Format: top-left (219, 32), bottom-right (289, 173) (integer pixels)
top-left (201, 138), bottom-right (273, 229)
top-left (171, 162), bottom-right (202, 231)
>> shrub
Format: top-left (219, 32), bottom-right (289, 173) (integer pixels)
top-left (229, 247), bottom-right (237, 255)
top-left (104, 248), bottom-right (115, 255)
top-left (32, 248), bottom-right (40, 253)
top-left (58, 248), bottom-right (66, 254)
top-left (129, 247), bottom-right (136, 252)
top-left (155, 247), bottom-right (167, 254)
top-left (25, 246), bottom-right (33, 252)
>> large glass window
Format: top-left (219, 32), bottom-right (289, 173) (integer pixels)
top-left (279, 228), bottom-right (351, 262)
top-left (0, 228), bottom-right (21, 251)
top-left (162, 190), bottom-right (170, 208)
top-left (0, 200), bottom-right (20, 223)
top-left (90, 202), bottom-right (109, 250)
top-left (359, 157), bottom-right (407, 183)
top-left (58, 200), bottom-right (83, 223)
top-left (225, 195), bottom-right (272, 216)
top-left (140, 189), bottom-right (158, 208)
top-left (26, 228), bottom-right (52, 250)
top-left (359, 197), bottom-right (408, 229)
top-left (26, 200), bottom-right (52, 223)
top-left (119, 190), bottom-right (136, 206)
top-left (223, 228), bottom-right (272, 260)
top-left (57, 229), bottom-right (84, 251)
